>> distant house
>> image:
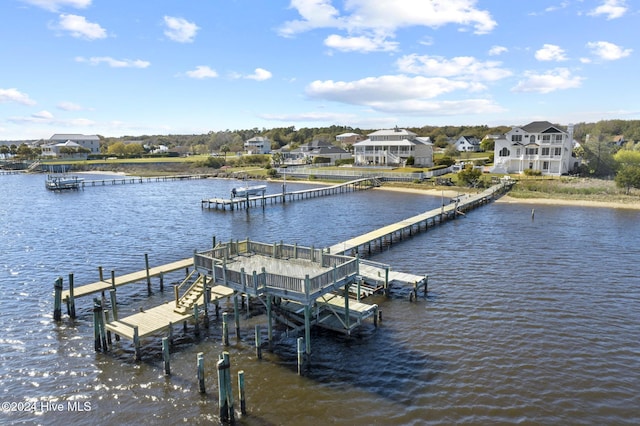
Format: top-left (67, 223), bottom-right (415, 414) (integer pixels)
top-left (287, 139), bottom-right (351, 165)
top-left (244, 136), bottom-right (271, 154)
top-left (491, 121), bottom-right (578, 176)
top-left (48, 134), bottom-right (100, 155)
top-left (612, 135), bottom-right (626, 146)
top-left (353, 128), bottom-right (433, 167)
top-left (335, 132), bottom-right (364, 147)
top-left (455, 135), bottom-right (481, 152)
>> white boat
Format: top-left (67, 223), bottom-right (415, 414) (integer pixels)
top-left (231, 185), bottom-right (266, 198)
top-left (45, 175), bottom-right (84, 190)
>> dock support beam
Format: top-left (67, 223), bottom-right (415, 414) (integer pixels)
top-left (197, 352), bottom-right (205, 393)
top-left (163, 337), bottom-right (170, 375)
top-left (145, 253), bottom-right (151, 294)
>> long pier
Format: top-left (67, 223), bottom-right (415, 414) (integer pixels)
top-left (328, 182), bottom-right (511, 256)
top-left (200, 177), bottom-right (380, 210)
top-left (80, 174), bottom-right (213, 187)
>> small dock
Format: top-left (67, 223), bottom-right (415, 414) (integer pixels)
top-left (201, 177), bottom-right (380, 210)
top-left (81, 174), bottom-right (212, 187)
top-left (60, 257), bottom-right (193, 303)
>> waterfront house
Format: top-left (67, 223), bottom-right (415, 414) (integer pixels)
top-left (336, 132), bottom-right (365, 148)
top-left (48, 134), bottom-right (100, 155)
top-left (455, 135), bottom-right (481, 152)
top-left (286, 139), bottom-right (351, 165)
top-left (491, 121), bottom-right (578, 176)
top-left (353, 128), bottom-right (433, 167)
top-left (244, 136), bottom-right (272, 154)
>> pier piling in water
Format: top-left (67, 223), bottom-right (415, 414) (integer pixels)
top-left (53, 277), bottom-right (63, 321)
top-left (163, 337), bottom-right (170, 375)
top-left (197, 352), bottom-right (205, 393)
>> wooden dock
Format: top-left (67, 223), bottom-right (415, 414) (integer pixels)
top-left (201, 177), bottom-right (380, 210)
top-left (60, 257), bottom-right (193, 303)
top-left (105, 285), bottom-right (234, 340)
top-left (328, 182), bottom-right (511, 256)
top-left (80, 174), bottom-right (213, 187)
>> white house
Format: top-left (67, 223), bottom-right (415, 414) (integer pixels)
top-left (48, 134), bottom-right (100, 155)
top-left (353, 128), bottom-right (433, 167)
top-left (491, 121), bottom-right (578, 176)
top-left (244, 136), bottom-right (271, 154)
top-left (335, 132), bottom-right (364, 147)
top-left (455, 135), bottom-right (481, 152)
top-left (284, 139), bottom-right (351, 165)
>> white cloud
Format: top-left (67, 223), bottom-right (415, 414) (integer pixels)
top-left (307, 75), bottom-right (479, 105)
top-left (367, 98), bottom-right (505, 115)
top-left (230, 68), bottom-right (273, 81)
top-left (57, 101), bottom-right (83, 111)
top-left (324, 34), bottom-right (398, 52)
top-left (588, 0), bottom-right (627, 20)
top-left (33, 110), bottom-right (54, 120)
top-left (278, 0), bottom-right (343, 37)
top-left (535, 44), bottom-right (568, 61)
top-left (396, 54), bottom-right (512, 82)
top-left (259, 111), bottom-right (357, 122)
top-left (163, 16), bottom-right (199, 43)
top-left (278, 0), bottom-right (496, 53)
top-left (76, 56), bottom-right (150, 68)
top-left (56, 14), bottom-right (107, 40)
top-left (488, 45), bottom-right (508, 56)
top-left (512, 68), bottom-right (584, 94)
top-left (246, 68), bottom-right (273, 81)
top-left (186, 66), bottom-right (218, 79)
top-left (21, 0), bottom-right (91, 12)
top-left (586, 41), bottom-right (632, 60)
top-left (0, 88), bottom-right (37, 106)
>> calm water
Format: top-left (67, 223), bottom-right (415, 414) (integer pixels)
top-left (1, 173), bottom-right (639, 425)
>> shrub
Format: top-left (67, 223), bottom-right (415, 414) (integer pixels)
top-left (523, 168), bottom-right (542, 176)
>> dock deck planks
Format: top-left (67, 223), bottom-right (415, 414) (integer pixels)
top-left (61, 257), bottom-right (193, 301)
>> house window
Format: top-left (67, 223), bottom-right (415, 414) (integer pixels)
top-left (554, 147), bottom-right (562, 156)
top-left (530, 135), bottom-right (535, 143)
top-left (516, 148), bottom-right (521, 156)
top-left (543, 161), bottom-right (549, 170)
top-left (554, 134), bottom-right (563, 142)
top-left (526, 147), bottom-right (538, 155)
top-left (542, 135), bottom-right (551, 143)
top-left (512, 135), bottom-right (522, 142)
top-left (499, 147), bottom-right (510, 157)
top-left (542, 147), bottom-right (550, 156)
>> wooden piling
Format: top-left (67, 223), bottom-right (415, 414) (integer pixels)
top-left (233, 294), bottom-right (240, 340)
top-left (162, 337), bottom-right (170, 375)
top-left (53, 277), bottom-right (63, 321)
top-left (297, 337), bottom-right (305, 375)
top-left (145, 253), bottom-right (151, 294)
top-left (194, 304), bottom-right (200, 336)
top-left (238, 370), bottom-right (246, 415)
top-left (92, 298), bottom-right (101, 351)
top-left (217, 358), bottom-right (229, 422)
top-left (133, 326), bottom-right (141, 361)
top-left (255, 325), bottom-right (262, 359)
top-left (109, 289), bottom-right (118, 321)
top-left (197, 352), bottom-right (205, 393)
top-left (222, 312), bottom-right (229, 346)
top-left (68, 273), bottom-right (76, 318)
top-left (159, 271), bottom-right (164, 292)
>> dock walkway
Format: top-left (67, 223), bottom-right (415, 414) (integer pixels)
top-left (61, 258), bottom-right (193, 303)
top-left (201, 177), bottom-right (380, 210)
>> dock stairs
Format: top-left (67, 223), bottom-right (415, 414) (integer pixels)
top-left (174, 272), bottom-right (206, 315)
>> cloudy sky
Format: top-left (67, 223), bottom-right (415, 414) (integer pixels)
top-left (0, 0), bottom-right (636, 140)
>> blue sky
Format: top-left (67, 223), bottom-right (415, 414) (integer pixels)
top-left (0, 0), bottom-right (637, 140)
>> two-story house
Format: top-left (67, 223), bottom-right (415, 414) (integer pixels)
top-left (244, 136), bottom-right (271, 154)
top-left (492, 121), bottom-right (577, 176)
top-left (353, 128), bottom-right (433, 167)
top-left (455, 135), bottom-right (481, 152)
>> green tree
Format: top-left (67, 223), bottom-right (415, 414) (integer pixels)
top-left (124, 143), bottom-right (145, 157)
top-left (615, 165), bottom-right (640, 194)
top-left (220, 144), bottom-right (230, 162)
top-left (457, 165), bottom-right (482, 187)
top-left (107, 142), bottom-right (127, 157)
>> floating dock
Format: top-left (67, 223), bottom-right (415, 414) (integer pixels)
top-left (201, 177), bottom-right (381, 210)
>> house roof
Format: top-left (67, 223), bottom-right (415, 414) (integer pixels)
top-left (57, 140), bottom-right (82, 147)
top-left (246, 136), bottom-right (269, 143)
top-left (367, 128), bottom-right (417, 138)
top-left (520, 121), bottom-right (566, 134)
top-left (354, 137), bottom-right (431, 147)
top-left (336, 132), bottom-right (360, 138)
top-left (50, 134), bottom-right (99, 141)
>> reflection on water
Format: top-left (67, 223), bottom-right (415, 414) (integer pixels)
top-left (0, 174), bottom-right (639, 425)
